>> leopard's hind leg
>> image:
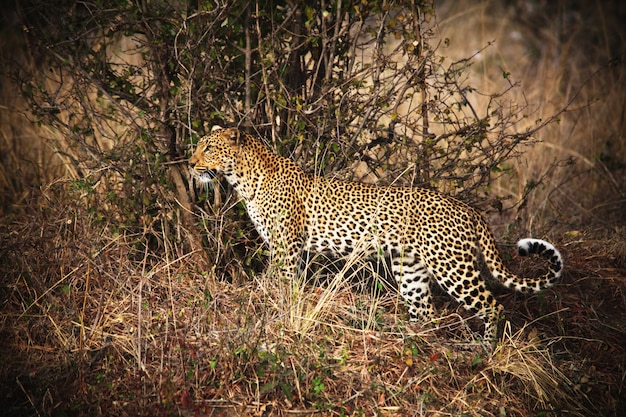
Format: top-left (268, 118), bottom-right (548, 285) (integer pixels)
top-left (390, 252), bottom-right (436, 325)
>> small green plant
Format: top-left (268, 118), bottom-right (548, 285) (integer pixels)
top-left (311, 375), bottom-right (325, 395)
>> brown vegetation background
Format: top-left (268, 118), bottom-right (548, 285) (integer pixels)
top-left (1, 0), bottom-right (625, 416)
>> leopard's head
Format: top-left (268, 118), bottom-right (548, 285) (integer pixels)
top-left (189, 127), bottom-right (241, 183)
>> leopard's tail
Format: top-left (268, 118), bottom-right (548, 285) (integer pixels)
top-left (479, 222), bottom-right (563, 293)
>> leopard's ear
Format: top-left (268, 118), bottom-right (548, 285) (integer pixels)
top-left (224, 127), bottom-right (242, 145)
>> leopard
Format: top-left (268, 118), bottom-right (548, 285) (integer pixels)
top-left (189, 126), bottom-right (563, 342)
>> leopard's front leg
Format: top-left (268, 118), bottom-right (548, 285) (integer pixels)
top-left (266, 211), bottom-right (305, 281)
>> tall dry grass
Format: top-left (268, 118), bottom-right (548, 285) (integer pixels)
top-left (1, 1), bottom-right (625, 416)
top-left (0, 34), bottom-right (64, 210)
top-left (437, 0), bottom-right (626, 237)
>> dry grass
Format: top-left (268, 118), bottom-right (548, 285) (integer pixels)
top-left (437, 0), bottom-right (626, 235)
top-left (1, 181), bottom-right (624, 416)
top-left (2, 0), bottom-right (626, 416)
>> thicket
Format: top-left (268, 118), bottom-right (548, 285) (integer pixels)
top-left (4, 0), bottom-right (570, 272)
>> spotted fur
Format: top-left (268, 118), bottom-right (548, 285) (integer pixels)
top-left (189, 127), bottom-right (563, 342)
